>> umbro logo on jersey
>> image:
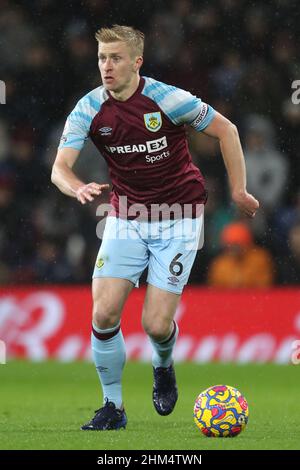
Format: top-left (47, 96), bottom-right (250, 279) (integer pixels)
top-left (99, 126), bottom-right (112, 136)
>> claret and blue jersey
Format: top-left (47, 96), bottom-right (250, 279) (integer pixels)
top-left (59, 76), bottom-right (215, 215)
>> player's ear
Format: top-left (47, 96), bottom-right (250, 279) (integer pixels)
top-left (133, 56), bottom-right (143, 72)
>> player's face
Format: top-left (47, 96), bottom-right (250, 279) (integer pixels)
top-left (98, 41), bottom-right (141, 93)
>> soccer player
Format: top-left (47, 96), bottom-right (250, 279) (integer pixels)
top-left (51, 25), bottom-right (259, 430)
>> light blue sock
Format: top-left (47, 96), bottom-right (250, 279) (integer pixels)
top-left (91, 322), bottom-right (126, 409)
top-left (149, 321), bottom-right (179, 368)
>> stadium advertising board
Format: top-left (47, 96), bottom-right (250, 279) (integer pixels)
top-left (0, 287), bottom-right (299, 363)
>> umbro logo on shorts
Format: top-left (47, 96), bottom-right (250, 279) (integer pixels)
top-left (168, 276), bottom-right (180, 285)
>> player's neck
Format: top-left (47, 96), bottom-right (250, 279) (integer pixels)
top-left (110, 75), bottom-right (140, 102)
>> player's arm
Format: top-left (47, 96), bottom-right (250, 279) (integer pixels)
top-left (202, 111), bottom-right (259, 218)
top-left (51, 147), bottom-right (109, 205)
top-left (153, 82), bottom-right (259, 217)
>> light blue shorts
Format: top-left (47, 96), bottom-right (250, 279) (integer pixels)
top-left (93, 215), bottom-right (204, 294)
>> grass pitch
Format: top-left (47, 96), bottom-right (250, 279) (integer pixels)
top-left (0, 360), bottom-right (299, 450)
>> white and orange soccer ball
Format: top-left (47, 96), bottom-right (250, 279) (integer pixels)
top-left (194, 385), bottom-right (249, 437)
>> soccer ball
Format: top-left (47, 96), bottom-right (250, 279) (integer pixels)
top-left (193, 384), bottom-right (249, 437)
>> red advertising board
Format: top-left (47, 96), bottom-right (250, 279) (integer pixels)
top-left (0, 286), bottom-right (300, 363)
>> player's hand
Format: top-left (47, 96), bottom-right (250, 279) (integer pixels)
top-left (75, 182), bottom-right (109, 205)
top-left (232, 190), bottom-right (259, 218)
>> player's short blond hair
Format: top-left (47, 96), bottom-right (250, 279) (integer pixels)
top-left (95, 25), bottom-right (144, 57)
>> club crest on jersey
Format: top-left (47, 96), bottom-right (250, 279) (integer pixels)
top-left (144, 112), bottom-right (162, 132)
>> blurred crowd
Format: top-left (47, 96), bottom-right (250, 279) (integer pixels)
top-left (0, 0), bottom-right (300, 286)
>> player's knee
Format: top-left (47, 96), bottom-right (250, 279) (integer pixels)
top-left (92, 299), bottom-right (120, 330)
top-left (142, 318), bottom-right (171, 341)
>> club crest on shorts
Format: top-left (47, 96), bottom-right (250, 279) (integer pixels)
top-left (96, 258), bottom-right (105, 269)
top-left (144, 112), bottom-right (162, 132)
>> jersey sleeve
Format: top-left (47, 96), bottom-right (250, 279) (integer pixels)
top-left (58, 87), bottom-right (103, 151)
top-left (142, 77), bottom-right (215, 131)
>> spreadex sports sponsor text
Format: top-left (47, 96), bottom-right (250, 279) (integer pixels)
top-left (105, 136), bottom-right (170, 163)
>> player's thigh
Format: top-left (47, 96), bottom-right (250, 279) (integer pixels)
top-left (93, 216), bottom-right (149, 288)
top-left (92, 277), bottom-right (134, 328)
top-left (142, 283), bottom-right (181, 340)
top-left (147, 217), bottom-right (202, 295)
